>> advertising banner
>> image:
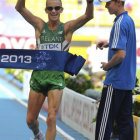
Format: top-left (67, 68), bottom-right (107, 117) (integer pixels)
top-left (60, 88), bottom-right (97, 140)
top-left (133, 115), bottom-right (140, 140)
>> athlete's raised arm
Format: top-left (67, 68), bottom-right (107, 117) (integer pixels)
top-left (15, 0), bottom-right (44, 32)
top-left (65, 0), bottom-right (94, 41)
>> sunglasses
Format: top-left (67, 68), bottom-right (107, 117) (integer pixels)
top-left (46, 6), bottom-right (62, 11)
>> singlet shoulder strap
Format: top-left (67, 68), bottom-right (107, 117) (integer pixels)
top-left (62, 40), bottom-right (70, 51)
top-left (40, 22), bottom-right (48, 33)
top-left (60, 23), bottom-right (71, 51)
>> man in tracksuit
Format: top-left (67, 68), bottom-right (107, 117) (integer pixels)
top-left (95, 0), bottom-right (136, 140)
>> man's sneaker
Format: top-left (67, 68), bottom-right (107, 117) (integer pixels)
top-left (30, 131), bottom-right (45, 140)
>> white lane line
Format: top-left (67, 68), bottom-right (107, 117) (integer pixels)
top-left (0, 83), bottom-right (75, 140)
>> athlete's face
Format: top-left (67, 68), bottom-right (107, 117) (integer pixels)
top-left (105, 0), bottom-right (119, 15)
top-left (45, 0), bottom-right (63, 22)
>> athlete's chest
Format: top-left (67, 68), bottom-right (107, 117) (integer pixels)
top-left (37, 28), bottom-right (65, 51)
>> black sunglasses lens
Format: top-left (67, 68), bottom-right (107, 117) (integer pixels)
top-left (47, 6), bottom-right (61, 11)
top-left (55, 6), bottom-right (61, 10)
top-left (47, 7), bottom-right (53, 11)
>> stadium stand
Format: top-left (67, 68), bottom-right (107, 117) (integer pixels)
top-left (6, 0), bottom-right (140, 27)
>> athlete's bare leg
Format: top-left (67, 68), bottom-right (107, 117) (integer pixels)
top-left (46, 89), bottom-right (63, 140)
top-left (26, 89), bottom-right (45, 135)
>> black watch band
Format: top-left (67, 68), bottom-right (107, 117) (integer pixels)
top-left (88, 0), bottom-right (93, 3)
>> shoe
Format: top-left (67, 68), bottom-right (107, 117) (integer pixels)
top-left (30, 131), bottom-right (45, 140)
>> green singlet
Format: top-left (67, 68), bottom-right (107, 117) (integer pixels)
top-left (30, 23), bottom-right (70, 96)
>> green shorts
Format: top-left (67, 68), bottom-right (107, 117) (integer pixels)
top-left (30, 70), bottom-right (65, 96)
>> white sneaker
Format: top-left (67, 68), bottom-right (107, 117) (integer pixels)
top-left (30, 131), bottom-right (45, 140)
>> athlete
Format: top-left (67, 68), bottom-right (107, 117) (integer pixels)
top-left (95, 0), bottom-right (136, 140)
top-left (15, 0), bottom-right (94, 140)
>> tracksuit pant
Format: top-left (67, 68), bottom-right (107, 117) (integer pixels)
top-left (95, 84), bottom-right (134, 140)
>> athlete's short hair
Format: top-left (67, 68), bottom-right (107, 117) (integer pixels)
top-left (46, 0), bottom-right (62, 6)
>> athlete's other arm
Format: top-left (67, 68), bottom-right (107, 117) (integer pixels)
top-left (15, 0), bottom-right (44, 35)
top-left (64, 0), bottom-right (94, 42)
top-left (101, 49), bottom-right (126, 71)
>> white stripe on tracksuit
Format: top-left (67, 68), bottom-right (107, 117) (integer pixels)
top-left (98, 85), bottom-right (113, 140)
top-left (112, 15), bottom-right (123, 49)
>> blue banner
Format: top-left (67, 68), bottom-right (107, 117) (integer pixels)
top-left (0, 49), bottom-right (86, 75)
